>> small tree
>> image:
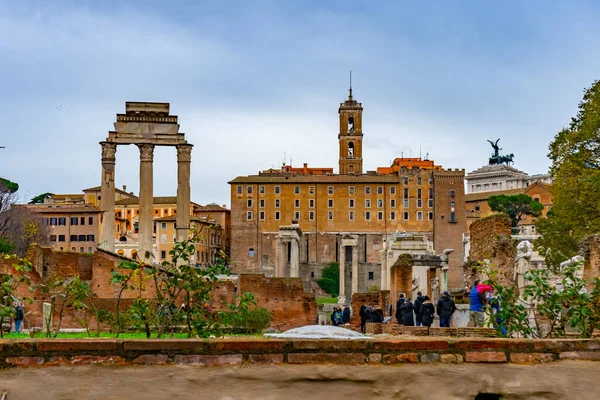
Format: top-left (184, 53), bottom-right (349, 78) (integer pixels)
top-left (316, 262), bottom-right (340, 297)
top-left (28, 192), bottom-right (54, 204)
top-left (488, 194), bottom-right (544, 228)
top-left (0, 256), bottom-right (32, 337)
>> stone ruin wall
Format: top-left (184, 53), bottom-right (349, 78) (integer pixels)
top-left (466, 214), bottom-right (515, 289)
top-left (0, 247), bottom-right (316, 332)
top-left (581, 235), bottom-right (600, 291)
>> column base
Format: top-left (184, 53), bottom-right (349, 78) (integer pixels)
top-left (337, 295), bottom-right (346, 305)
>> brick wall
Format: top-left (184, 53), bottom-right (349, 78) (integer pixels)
top-left (467, 214), bottom-right (515, 288)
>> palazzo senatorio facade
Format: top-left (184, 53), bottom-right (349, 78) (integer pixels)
top-left (229, 90), bottom-right (467, 300)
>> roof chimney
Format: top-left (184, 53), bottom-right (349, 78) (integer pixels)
top-left (122, 185), bottom-right (127, 191)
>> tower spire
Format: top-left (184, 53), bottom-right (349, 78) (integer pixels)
top-left (348, 70), bottom-right (353, 100)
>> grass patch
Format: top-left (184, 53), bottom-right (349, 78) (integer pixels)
top-left (316, 297), bottom-right (339, 305)
top-left (0, 331), bottom-right (266, 339)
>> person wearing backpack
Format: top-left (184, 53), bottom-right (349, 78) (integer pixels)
top-left (13, 302), bottom-right (24, 333)
top-left (413, 291), bottom-right (427, 326)
top-left (436, 291), bottom-right (456, 328)
top-left (419, 296), bottom-right (435, 327)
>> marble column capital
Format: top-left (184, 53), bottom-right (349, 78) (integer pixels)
top-left (137, 143), bottom-right (155, 162)
top-left (101, 142), bottom-right (117, 162)
top-left (177, 144), bottom-right (193, 163)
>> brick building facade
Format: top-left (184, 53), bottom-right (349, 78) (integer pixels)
top-left (229, 91), bottom-right (467, 295)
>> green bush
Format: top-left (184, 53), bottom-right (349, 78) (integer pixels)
top-left (316, 262), bottom-right (339, 297)
top-left (229, 307), bottom-right (271, 334)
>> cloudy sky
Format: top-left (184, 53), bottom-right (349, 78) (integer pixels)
top-left (1, 1), bottom-right (599, 207)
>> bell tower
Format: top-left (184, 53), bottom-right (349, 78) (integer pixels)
top-left (338, 79), bottom-right (363, 175)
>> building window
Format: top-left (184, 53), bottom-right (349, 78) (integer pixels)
top-left (450, 201), bottom-right (455, 207)
top-left (328, 199), bottom-right (333, 208)
top-left (403, 199), bottom-right (409, 207)
top-left (390, 211), bottom-right (396, 220)
top-left (368, 271), bottom-right (374, 280)
top-left (377, 186), bottom-right (383, 195)
top-left (71, 247), bottom-right (76, 252)
top-left (295, 199), bottom-right (300, 208)
top-left (377, 199), bottom-right (383, 208)
top-left (275, 186), bottom-right (281, 194)
top-left (58, 217), bottom-right (66, 226)
top-left (450, 212), bottom-right (456, 222)
top-left (161, 250), bottom-right (166, 259)
top-left (378, 211), bottom-right (383, 220)
top-left (429, 178), bottom-right (433, 185)
top-left (418, 177), bottom-right (422, 185)
top-left (390, 199), bottom-right (396, 208)
top-left (294, 211), bottom-right (300, 220)
top-left (328, 186), bottom-right (334, 195)
top-left (428, 199), bottom-right (434, 208)
top-left (404, 177), bottom-right (408, 185)
top-left (349, 186), bottom-right (355, 195)
top-left (309, 211), bottom-right (314, 220)
top-left (50, 235), bottom-right (57, 242)
top-left (450, 190), bottom-right (455, 199)
top-left (428, 212), bottom-right (434, 220)
top-left (349, 199), bottom-right (355, 208)
top-left (328, 211), bottom-right (333, 220)
top-left (275, 199), bottom-right (280, 208)
top-left (237, 186), bottom-right (242, 194)
top-left (365, 199), bottom-right (371, 208)
top-left (161, 234), bottom-right (167, 243)
top-left (275, 211), bottom-right (280, 220)
top-left (80, 247), bottom-right (84, 253)
top-left (390, 186), bottom-right (396, 195)
top-left (247, 199), bottom-right (252, 208)
top-left (161, 222), bottom-right (167, 230)
top-left (294, 186), bottom-right (300, 194)
top-left (417, 189), bottom-right (422, 198)
top-left (87, 235), bottom-right (94, 242)
top-left (88, 247), bottom-right (92, 253)
top-left (365, 186), bottom-right (371, 195)
top-left (249, 248), bottom-right (255, 257)
top-left (417, 199), bottom-right (423, 208)
top-left (403, 212), bottom-right (409, 220)
top-left (404, 188), bottom-right (409, 198)
top-left (247, 211), bottom-right (252, 220)
top-left (417, 211), bottom-right (423, 221)
top-left (260, 199), bottom-right (265, 208)
top-left (88, 216), bottom-right (94, 225)
top-left (365, 211), bottom-right (371, 220)
top-left (475, 202), bottom-right (480, 211)
top-left (80, 217), bottom-right (85, 225)
top-left (70, 235), bottom-right (77, 242)
top-left (349, 211), bottom-right (354, 220)
top-left (259, 211), bottom-right (265, 220)
top-left (259, 186), bottom-right (265, 194)
top-left (58, 235), bottom-right (65, 242)
top-left (309, 199), bottom-right (314, 208)
top-left (309, 186), bottom-right (315, 195)
top-left (247, 186), bottom-right (253, 194)
top-left (50, 217), bottom-right (57, 226)
top-left (78, 235), bottom-right (86, 241)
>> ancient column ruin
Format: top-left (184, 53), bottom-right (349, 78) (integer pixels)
top-left (98, 102), bottom-right (193, 262)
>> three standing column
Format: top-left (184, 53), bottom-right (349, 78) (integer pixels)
top-left (99, 142), bottom-right (117, 252)
top-left (138, 144), bottom-right (155, 262)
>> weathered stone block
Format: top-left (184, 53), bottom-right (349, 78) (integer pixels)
top-left (5, 356), bottom-right (44, 367)
top-left (208, 339), bottom-right (286, 353)
top-left (287, 353), bottom-right (365, 364)
top-left (71, 355), bottom-right (125, 364)
top-left (173, 354), bottom-right (243, 365)
top-left (465, 351), bottom-right (507, 363)
top-left (382, 353), bottom-right (419, 364)
top-left (510, 353), bottom-right (555, 363)
top-left (559, 351), bottom-right (600, 361)
top-left (133, 354), bottom-right (169, 364)
top-left (440, 354), bottom-right (463, 364)
top-left (368, 353), bottom-right (382, 363)
top-left (123, 339), bottom-right (204, 352)
top-left (374, 340), bottom-right (449, 351)
top-left (419, 353), bottom-right (441, 363)
top-left (37, 339), bottom-right (117, 352)
top-left (248, 353), bottom-right (284, 364)
top-left (291, 339), bottom-right (368, 351)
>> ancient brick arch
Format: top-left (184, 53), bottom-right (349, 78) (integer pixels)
top-left (99, 102), bottom-right (193, 261)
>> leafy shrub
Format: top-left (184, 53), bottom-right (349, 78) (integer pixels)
top-left (316, 262), bottom-right (339, 297)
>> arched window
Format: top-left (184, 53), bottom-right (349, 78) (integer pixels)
top-left (131, 251), bottom-right (138, 260)
top-left (348, 116), bottom-right (354, 132)
top-left (348, 142), bottom-right (354, 158)
top-left (249, 248), bottom-right (255, 257)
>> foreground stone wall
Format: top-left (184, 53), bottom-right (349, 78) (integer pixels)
top-left (1, 338), bottom-right (599, 369)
